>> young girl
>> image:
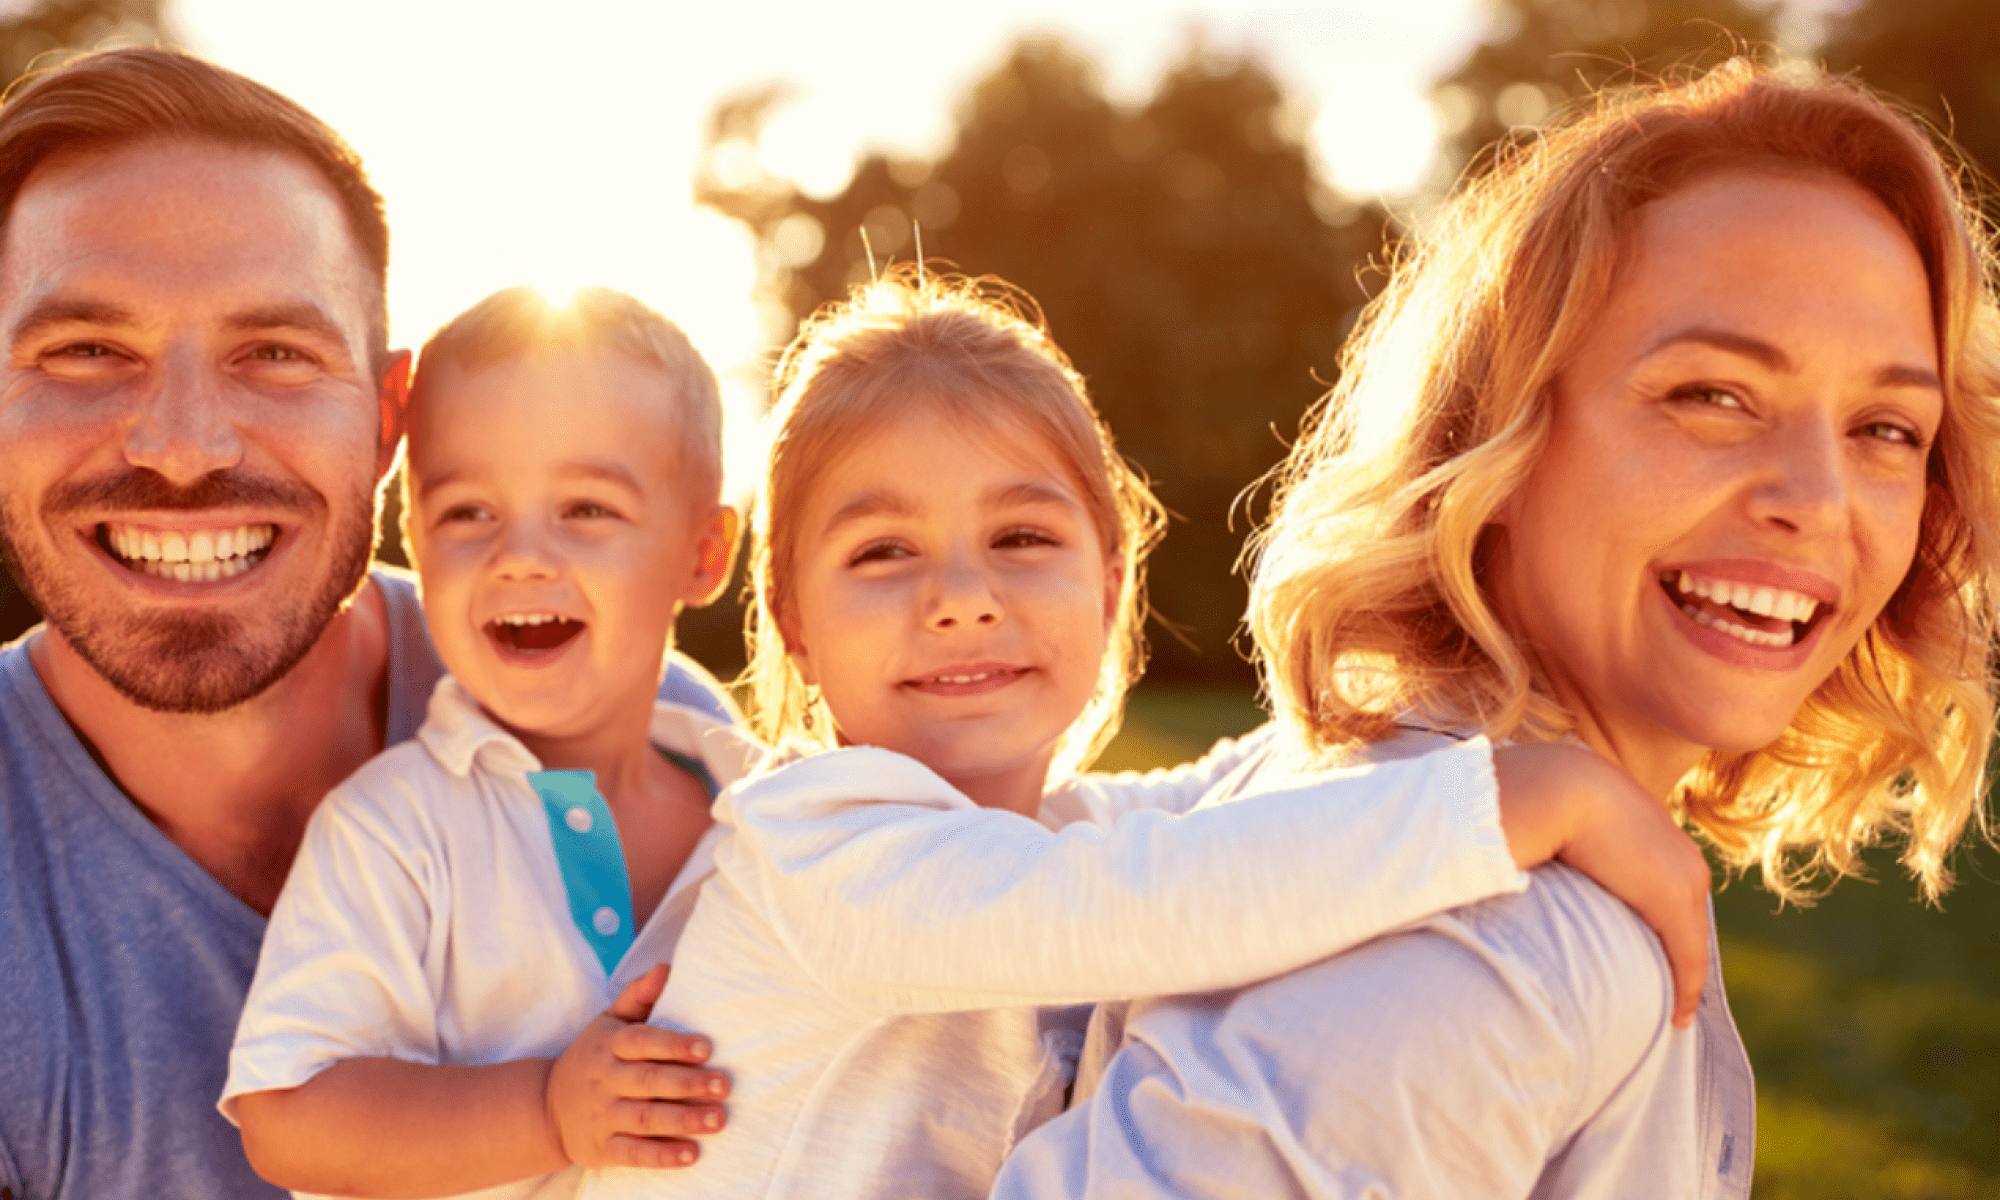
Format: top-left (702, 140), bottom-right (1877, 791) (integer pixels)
top-left (582, 268), bottom-right (1713, 1200)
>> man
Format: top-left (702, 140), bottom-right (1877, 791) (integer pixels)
top-left (0, 48), bottom-right (730, 1199)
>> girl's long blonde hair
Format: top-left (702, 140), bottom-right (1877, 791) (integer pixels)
top-left (744, 267), bottom-right (1166, 780)
top-left (1247, 60), bottom-right (2000, 901)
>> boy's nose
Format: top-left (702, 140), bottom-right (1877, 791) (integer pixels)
top-left (492, 523), bottom-right (560, 580)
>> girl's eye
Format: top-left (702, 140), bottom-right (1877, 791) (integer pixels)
top-left (849, 539), bottom-right (912, 566)
top-left (1667, 383), bottom-right (1746, 411)
top-left (994, 526), bottom-right (1059, 550)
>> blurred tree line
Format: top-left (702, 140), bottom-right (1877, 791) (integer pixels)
top-left (6, 0), bottom-right (2000, 687)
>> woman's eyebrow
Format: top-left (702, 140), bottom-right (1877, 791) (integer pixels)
top-left (1645, 324), bottom-right (1941, 389)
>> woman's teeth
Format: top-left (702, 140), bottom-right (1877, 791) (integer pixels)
top-left (103, 522), bottom-right (276, 582)
top-left (1671, 570), bottom-right (1823, 648)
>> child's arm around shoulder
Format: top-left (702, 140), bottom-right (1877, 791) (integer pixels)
top-left (725, 736), bottom-right (1708, 1024)
top-left (224, 755), bottom-right (726, 1196)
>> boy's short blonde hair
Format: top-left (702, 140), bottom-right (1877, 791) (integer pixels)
top-left (746, 267), bottom-right (1166, 779)
top-left (409, 286), bottom-right (725, 505)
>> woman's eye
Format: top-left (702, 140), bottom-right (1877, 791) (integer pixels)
top-left (1667, 383), bottom-right (1746, 411)
top-left (1855, 419), bottom-right (1926, 449)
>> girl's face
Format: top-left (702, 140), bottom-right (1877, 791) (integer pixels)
top-left (783, 407), bottom-right (1119, 815)
top-left (1488, 169), bottom-right (1941, 795)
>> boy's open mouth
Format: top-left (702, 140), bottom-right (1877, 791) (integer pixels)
top-left (1662, 569), bottom-right (1831, 649)
top-left (98, 521), bottom-right (276, 583)
top-left (487, 612), bottom-right (584, 655)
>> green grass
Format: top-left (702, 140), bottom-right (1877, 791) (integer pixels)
top-left (1103, 685), bottom-right (2000, 1199)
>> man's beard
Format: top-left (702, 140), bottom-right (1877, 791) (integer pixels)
top-left (0, 468), bottom-right (378, 714)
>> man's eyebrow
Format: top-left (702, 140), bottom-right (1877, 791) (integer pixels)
top-left (224, 301), bottom-right (351, 345)
top-left (9, 296), bottom-right (138, 346)
top-left (823, 488), bottom-right (918, 532)
top-left (1645, 326), bottom-right (1941, 390)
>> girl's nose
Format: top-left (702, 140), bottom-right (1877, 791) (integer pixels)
top-left (928, 555), bottom-right (1003, 630)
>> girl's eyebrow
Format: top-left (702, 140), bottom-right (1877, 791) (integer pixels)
top-left (987, 480), bottom-right (1083, 513)
top-left (823, 488), bottom-right (917, 533)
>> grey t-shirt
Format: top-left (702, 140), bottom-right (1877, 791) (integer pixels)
top-left (0, 568), bottom-right (734, 1200)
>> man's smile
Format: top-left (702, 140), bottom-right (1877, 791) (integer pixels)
top-left (97, 520), bottom-right (276, 582)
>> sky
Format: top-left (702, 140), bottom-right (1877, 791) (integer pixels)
top-left (169, 0), bottom-right (1501, 489)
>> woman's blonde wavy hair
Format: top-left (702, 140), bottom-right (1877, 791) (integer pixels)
top-left (1247, 59), bottom-right (2000, 901)
top-left (743, 266), bottom-right (1166, 781)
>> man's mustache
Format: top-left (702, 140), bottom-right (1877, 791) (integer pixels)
top-left (42, 469), bottom-right (320, 516)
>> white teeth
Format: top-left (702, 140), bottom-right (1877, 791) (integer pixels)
top-left (1674, 570), bottom-right (1821, 624)
top-left (1679, 601), bottom-right (1795, 647)
top-left (104, 521), bottom-right (276, 581)
top-left (496, 612), bottom-right (567, 626)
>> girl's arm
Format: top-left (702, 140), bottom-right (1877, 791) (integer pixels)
top-left (234, 968), bottom-right (723, 1197)
top-left (223, 776), bottom-right (726, 1197)
top-left (725, 736), bottom-right (1709, 1024)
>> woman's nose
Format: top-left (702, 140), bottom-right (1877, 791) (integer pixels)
top-left (1748, 419), bottom-right (1848, 537)
top-left (927, 554), bottom-right (1003, 630)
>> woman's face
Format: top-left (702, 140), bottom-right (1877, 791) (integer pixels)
top-left (1489, 169), bottom-right (1942, 793)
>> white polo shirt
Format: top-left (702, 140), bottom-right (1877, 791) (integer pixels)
top-left (221, 676), bottom-right (763, 1200)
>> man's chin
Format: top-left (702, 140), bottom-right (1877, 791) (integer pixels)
top-left (63, 609), bottom-right (313, 714)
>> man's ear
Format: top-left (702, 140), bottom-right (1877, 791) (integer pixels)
top-left (688, 505), bottom-right (742, 607)
top-left (376, 349), bottom-right (413, 482)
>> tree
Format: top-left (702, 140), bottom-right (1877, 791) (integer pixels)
top-left (1820, 0), bottom-right (2000, 214)
top-left (0, 0), bottom-right (170, 644)
top-left (1430, 0), bottom-right (1779, 189)
top-left (700, 36), bottom-right (1392, 687)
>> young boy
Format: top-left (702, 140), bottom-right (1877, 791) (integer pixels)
top-left (222, 287), bottom-right (755, 1200)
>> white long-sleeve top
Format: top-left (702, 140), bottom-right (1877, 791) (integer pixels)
top-left (583, 725), bottom-right (1529, 1200)
top-left (992, 729), bottom-right (1756, 1200)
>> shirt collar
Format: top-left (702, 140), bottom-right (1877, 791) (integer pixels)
top-left (416, 674), bottom-right (767, 788)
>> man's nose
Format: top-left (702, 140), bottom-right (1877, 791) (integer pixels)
top-left (120, 346), bottom-right (245, 485)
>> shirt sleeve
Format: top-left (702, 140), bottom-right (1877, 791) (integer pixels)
top-left (715, 738), bottom-right (1525, 1014)
top-left (1049, 724), bottom-right (1276, 823)
top-left (218, 763), bottom-right (447, 1123)
top-left (991, 867), bottom-right (1683, 1200)
top-left (658, 650), bottom-right (742, 727)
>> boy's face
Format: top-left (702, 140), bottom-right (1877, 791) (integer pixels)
top-left (406, 348), bottom-right (733, 744)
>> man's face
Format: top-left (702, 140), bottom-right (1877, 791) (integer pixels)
top-left (0, 137), bottom-right (400, 712)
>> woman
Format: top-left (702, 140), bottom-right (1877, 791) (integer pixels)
top-left (993, 60), bottom-right (2000, 1198)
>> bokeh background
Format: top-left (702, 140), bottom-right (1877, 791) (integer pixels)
top-left (0, 1), bottom-right (1995, 1195)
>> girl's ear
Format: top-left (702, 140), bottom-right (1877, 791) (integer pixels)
top-left (1102, 555), bottom-right (1124, 634)
top-left (776, 598), bottom-right (817, 687)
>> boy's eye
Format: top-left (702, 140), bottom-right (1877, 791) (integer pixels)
top-left (437, 503), bottom-right (491, 524)
top-left (564, 500), bottom-right (621, 520)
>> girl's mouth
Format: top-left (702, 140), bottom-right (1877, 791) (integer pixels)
top-left (486, 611), bottom-right (584, 655)
top-left (1662, 569), bottom-right (1831, 649)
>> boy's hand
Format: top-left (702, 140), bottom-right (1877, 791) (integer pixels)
top-left (1493, 744), bottom-right (1713, 1029)
top-left (545, 964), bottom-right (732, 1169)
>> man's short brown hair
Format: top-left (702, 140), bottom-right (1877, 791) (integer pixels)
top-left (0, 45), bottom-right (390, 371)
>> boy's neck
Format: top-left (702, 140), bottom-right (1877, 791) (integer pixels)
top-left (503, 693), bottom-right (661, 808)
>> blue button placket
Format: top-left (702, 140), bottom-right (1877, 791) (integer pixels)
top-left (528, 770), bottom-right (636, 976)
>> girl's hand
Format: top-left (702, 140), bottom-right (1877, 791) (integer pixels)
top-left (544, 964), bottom-right (732, 1168)
top-left (1493, 744), bottom-right (1713, 1028)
